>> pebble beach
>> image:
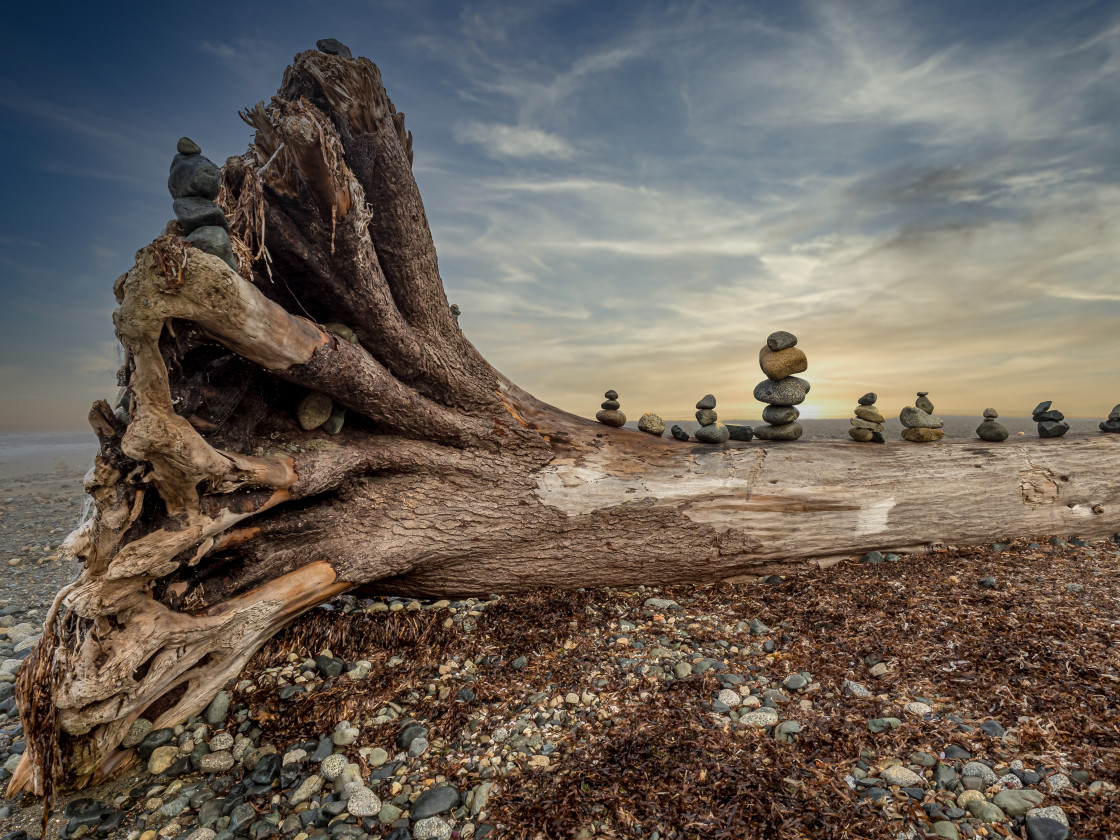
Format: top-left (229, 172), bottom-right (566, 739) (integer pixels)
top-left (1, 440), bottom-right (1119, 840)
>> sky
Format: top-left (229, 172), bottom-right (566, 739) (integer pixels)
top-left (1, 0), bottom-right (1118, 430)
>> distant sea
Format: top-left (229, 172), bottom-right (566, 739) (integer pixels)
top-left (0, 418), bottom-right (1109, 480)
top-left (0, 432), bottom-right (98, 480)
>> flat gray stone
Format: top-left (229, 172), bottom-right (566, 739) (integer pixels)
top-left (754, 377), bottom-right (809, 406)
top-left (766, 331), bottom-right (797, 351)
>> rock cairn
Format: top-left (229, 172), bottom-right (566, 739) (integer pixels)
top-left (1033, 401), bottom-right (1070, 438)
top-left (693, 394), bottom-right (730, 444)
top-left (1101, 404), bottom-right (1120, 434)
top-left (596, 390), bottom-right (626, 427)
top-left (899, 392), bottom-right (944, 442)
top-left (754, 331), bottom-right (808, 441)
top-left (976, 408), bottom-right (1009, 442)
top-left (638, 413), bottom-right (665, 436)
top-left (169, 137), bottom-right (237, 271)
top-left (848, 393), bottom-right (885, 443)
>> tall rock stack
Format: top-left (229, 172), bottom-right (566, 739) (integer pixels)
top-left (848, 393), bottom-right (885, 443)
top-left (693, 394), bottom-right (730, 443)
top-left (899, 392), bottom-right (944, 442)
top-left (169, 137), bottom-right (237, 271)
top-left (976, 408), bottom-right (1009, 442)
top-left (754, 331), bottom-right (808, 441)
top-left (596, 390), bottom-right (626, 427)
top-left (1101, 404), bottom-right (1120, 434)
top-left (1033, 401), bottom-right (1069, 438)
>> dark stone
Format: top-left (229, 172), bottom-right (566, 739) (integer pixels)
top-left (695, 408), bottom-right (718, 426)
top-left (315, 654), bottom-right (345, 678)
top-left (860, 785), bottom-right (890, 802)
top-left (977, 420), bottom-right (1009, 442)
top-left (694, 423), bottom-right (729, 444)
top-left (1100, 419), bottom-right (1120, 433)
top-left (858, 393), bottom-right (877, 406)
top-left (726, 424), bottom-right (754, 441)
top-left (766, 331), bottom-right (797, 351)
top-left (933, 763), bottom-right (958, 788)
top-left (387, 828), bottom-right (413, 840)
top-left (184, 225), bottom-right (237, 271)
top-left (396, 723), bottom-right (429, 750)
top-left (177, 137), bottom-right (201, 155)
top-left (861, 551), bottom-right (884, 564)
top-left (1011, 768), bottom-right (1041, 786)
top-left (870, 431), bottom-right (886, 443)
top-left (228, 801), bottom-right (257, 832)
top-left (511, 655), bottom-right (528, 670)
top-left (695, 394), bottom-right (717, 410)
top-left (1025, 816), bottom-right (1069, 840)
top-left (369, 760), bottom-right (403, 781)
top-left (762, 404), bottom-right (799, 425)
top-left (1049, 536), bottom-right (1069, 548)
top-left (310, 735), bottom-right (335, 762)
top-left (754, 422), bottom-right (803, 441)
top-left (1033, 409), bottom-right (1065, 422)
top-left (901, 787), bottom-right (925, 801)
top-left (600, 399), bottom-right (620, 410)
top-left (915, 393), bottom-right (934, 414)
top-left (316, 38), bottom-right (352, 58)
top-left (251, 753), bottom-right (281, 785)
top-left (248, 817), bottom-right (279, 839)
top-left (278, 685), bottom-right (306, 702)
top-left (163, 756), bottom-right (192, 778)
top-left (978, 577), bottom-right (996, 590)
top-left (670, 425), bottom-right (690, 441)
top-left (763, 575), bottom-right (783, 585)
top-left (137, 727), bottom-right (175, 760)
top-left (979, 720), bottom-right (1006, 737)
top-left (604, 389), bottom-right (618, 400)
top-left (168, 153), bottom-right (222, 200)
top-left (190, 739), bottom-right (210, 770)
top-left (753, 377), bottom-right (809, 406)
top-left (1038, 420), bottom-right (1070, 438)
top-left (1032, 400), bottom-right (1053, 416)
top-left (457, 687), bottom-right (476, 702)
top-left (64, 798), bottom-right (100, 819)
top-left (174, 197), bottom-right (228, 235)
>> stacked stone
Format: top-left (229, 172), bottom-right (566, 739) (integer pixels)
top-left (1101, 404), bottom-right (1120, 433)
top-left (169, 137), bottom-right (237, 271)
top-left (596, 390), bottom-right (626, 427)
top-left (753, 331), bottom-right (808, 441)
top-left (847, 393), bottom-right (885, 443)
top-left (1033, 401), bottom-right (1069, 438)
top-left (976, 408), bottom-right (1009, 442)
top-left (899, 391), bottom-right (944, 442)
top-left (638, 412), bottom-right (665, 436)
top-left (693, 394), bottom-right (730, 444)
top-left (295, 323), bottom-right (360, 434)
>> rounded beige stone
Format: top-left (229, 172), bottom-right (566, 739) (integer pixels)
top-left (759, 346), bottom-right (808, 381)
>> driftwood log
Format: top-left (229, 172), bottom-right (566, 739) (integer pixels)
top-left (10, 47), bottom-right (1120, 806)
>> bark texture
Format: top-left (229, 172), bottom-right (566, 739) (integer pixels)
top-left (10, 48), bottom-right (1120, 807)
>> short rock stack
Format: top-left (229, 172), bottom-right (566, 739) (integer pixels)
top-left (847, 393), bottom-right (885, 443)
top-left (596, 390), bottom-right (626, 427)
top-left (753, 331), bottom-right (808, 441)
top-left (638, 412), bottom-right (665, 436)
top-left (899, 392), bottom-right (944, 442)
top-left (1101, 404), bottom-right (1120, 433)
top-left (169, 137), bottom-right (237, 271)
top-left (976, 408), bottom-right (1009, 442)
top-left (1033, 401), bottom-right (1069, 438)
top-left (693, 394), bottom-right (729, 444)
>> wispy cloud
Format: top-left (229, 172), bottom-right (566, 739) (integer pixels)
top-left (454, 121), bottom-right (574, 159)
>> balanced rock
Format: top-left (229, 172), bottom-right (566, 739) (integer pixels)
top-left (755, 332), bottom-right (808, 441)
top-left (759, 346), bottom-right (808, 381)
top-left (976, 408), bottom-right (1008, 442)
top-left (900, 393), bottom-right (944, 442)
top-left (596, 390), bottom-right (626, 427)
top-left (762, 405), bottom-right (799, 425)
top-left (173, 196), bottom-right (229, 235)
top-left (766, 331), bottom-right (797, 351)
top-left (176, 136), bottom-right (202, 156)
top-left (638, 413), bottom-right (665, 436)
top-left (316, 38), bottom-right (352, 58)
top-left (848, 393), bottom-right (885, 444)
top-left (169, 151), bottom-right (222, 200)
top-left (183, 226), bottom-right (237, 271)
top-left (1032, 400), bottom-right (1069, 438)
top-left (1100, 403), bottom-right (1120, 433)
top-left (693, 395), bottom-right (729, 444)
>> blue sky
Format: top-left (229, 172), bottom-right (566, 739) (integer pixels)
top-left (2, 0), bottom-right (1118, 429)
